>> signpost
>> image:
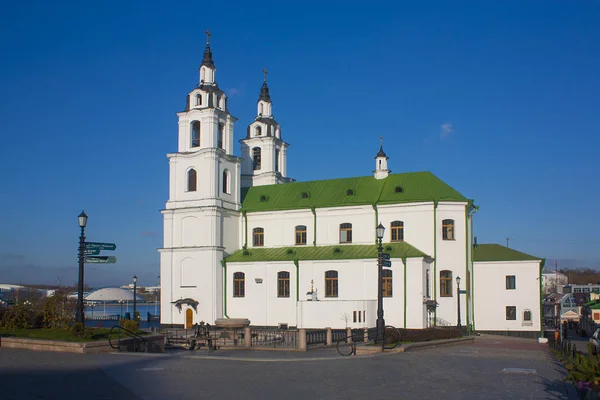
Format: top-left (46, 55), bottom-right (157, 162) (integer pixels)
top-left (85, 242), bottom-right (117, 251)
top-left (382, 260), bottom-right (392, 268)
top-left (84, 248), bottom-right (100, 256)
top-left (84, 256), bottom-right (117, 264)
top-left (381, 253), bottom-right (390, 261)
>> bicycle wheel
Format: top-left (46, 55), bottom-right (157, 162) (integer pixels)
top-left (336, 338), bottom-right (354, 356)
top-left (383, 325), bottom-right (402, 349)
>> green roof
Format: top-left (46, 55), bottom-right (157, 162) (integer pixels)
top-left (473, 244), bottom-right (542, 263)
top-left (241, 171), bottom-right (468, 212)
top-left (225, 242), bottom-right (429, 263)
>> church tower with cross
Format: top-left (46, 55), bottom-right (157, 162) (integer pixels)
top-left (160, 31), bottom-right (242, 326)
top-left (240, 69), bottom-right (293, 188)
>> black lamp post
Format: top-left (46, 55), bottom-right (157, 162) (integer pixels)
top-left (376, 223), bottom-right (386, 343)
top-left (456, 276), bottom-right (462, 329)
top-left (133, 275), bottom-right (137, 321)
top-left (76, 211), bottom-right (88, 324)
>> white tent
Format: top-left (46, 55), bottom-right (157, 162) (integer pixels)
top-left (85, 287), bottom-right (144, 302)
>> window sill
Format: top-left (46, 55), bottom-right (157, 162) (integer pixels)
top-left (295, 243), bottom-right (307, 246)
top-left (233, 296), bottom-right (245, 298)
top-left (521, 322), bottom-right (533, 326)
top-left (439, 295), bottom-right (453, 298)
top-left (442, 238), bottom-right (456, 241)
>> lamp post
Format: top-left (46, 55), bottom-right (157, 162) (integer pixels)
top-left (456, 276), bottom-right (462, 329)
top-left (133, 275), bottom-right (138, 321)
top-left (375, 223), bottom-right (386, 344)
top-left (76, 211), bottom-right (88, 324)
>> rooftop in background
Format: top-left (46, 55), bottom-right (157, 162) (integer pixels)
top-left (473, 244), bottom-right (543, 263)
top-left (226, 242), bottom-right (429, 263)
top-left (240, 171), bottom-right (469, 213)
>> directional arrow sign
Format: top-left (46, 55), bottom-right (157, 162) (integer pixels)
top-left (382, 260), bottom-right (392, 268)
top-left (84, 256), bottom-right (117, 264)
top-left (83, 248), bottom-right (100, 256)
top-left (381, 253), bottom-right (391, 261)
top-left (85, 242), bottom-right (116, 251)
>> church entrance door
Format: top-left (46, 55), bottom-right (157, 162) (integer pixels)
top-left (185, 308), bottom-right (193, 328)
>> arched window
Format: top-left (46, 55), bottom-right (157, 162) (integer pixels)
top-left (191, 121), bottom-right (200, 148)
top-left (222, 170), bottom-right (230, 194)
top-left (339, 223), bottom-right (352, 243)
top-left (442, 219), bottom-right (455, 240)
top-left (523, 309), bottom-right (532, 322)
top-left (253, 227), bottom-right (264, 247)
top-left (390, 221), bottom-right (404, 242)
top-left (440, 270), bottom-right (453, 297)
top-left (325, 270), bottom-right (338, 297)
top-left (259, 103), bottom-right (263, 115)
top-left (218, 123), bottom-right (224, 149)
top-left (275, 149), bottom-right (280, 172)
top-left (187, 169), bottom-right (197, 192)
top-left (295, 225), bottom-right (307, 245)
top-left (195, 94), bottom-right (202, 106)
top-left (277, 271), bottom-right (290, 298)
top-left (255, 126), bottom-right (262, 137)
top-left (252, 147), bottom-right (262, 170)
top-left (382, 269), bottom-right (392, 297)
top-left (233, 272), bottom-right (245, 297)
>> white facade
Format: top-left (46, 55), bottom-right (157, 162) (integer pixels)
top-left (159, 40), bottom-right (542, 336)
top-left (473, 260), bottom-right (541, 334)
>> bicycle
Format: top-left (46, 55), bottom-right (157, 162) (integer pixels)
top-left (336, 325), bottom-right (402, 356)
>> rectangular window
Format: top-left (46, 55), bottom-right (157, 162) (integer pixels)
top-left (277, 271), bottom-right (290, 298)
top-left (594, 313), bottom-right (600, 320)
top-left (339, 223), bottom-right (352, 243)
top-left (440, 270), bottom-right (453, 297)
top-left (363, 310), bottom-right (365, 322)
top-left (506, 275), bottom-right (516, 290)
top-left (382, 270), bottom-right (393, 297)
top-left (253, 228), bottom-right (264, 247)
top-left (353, 311), bottom-right (357, 323)
top-left (442, 219), bottom-right (455, 240)
top-left (233, 272), bottom-right (245, 297)
top-left (506, 306), bottom-right (516, 320)
top-left (358, 310), bottom-right (362, 323)
top-left (325, 270), bottom-right (338, 297)
top-left (295, 225), bottom-right (307, 245)
top-left (426, 269), bottom-right (430, 298)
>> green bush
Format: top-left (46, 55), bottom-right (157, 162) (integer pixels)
top-left (396, 328), bottom-right (462, 343)
top-left (41, 292), bottom-right (74, 329)
top-left (0, 303), bottom-right (37, 329)
top-left (119, 319), bottom-right (139, 333)
top-left (70, 322), bottom-right (93, 340)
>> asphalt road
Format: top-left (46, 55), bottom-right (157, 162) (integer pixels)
top-left (0, 336), bottom-right (578, 400)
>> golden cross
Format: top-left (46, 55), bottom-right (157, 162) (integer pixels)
top-left (380, 135), bottom-right (383, 147)
top-left (263, 68), bottom-right (267, 82)
top-left (310, 279), bottom-right (314, 292)
top-left (205, 29), bottom-right (211, 44)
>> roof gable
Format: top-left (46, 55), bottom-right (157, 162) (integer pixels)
top-left (241, 171), bottom-right (468, 212)
top-left (473, 244), bottom-right (542, 263)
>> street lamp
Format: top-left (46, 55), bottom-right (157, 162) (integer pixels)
top-left (456, 276), bottom-right (462, 329)
top-left (76, 211), bottom-right (88, 324)
top-left (133, 275), bottom-right (137, 321)
top-left (375, 223), bottom-right (386, 344)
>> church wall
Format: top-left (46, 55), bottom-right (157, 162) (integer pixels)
top-left (377, 203), bottom-right (435, 255)
top-left (473, 260), bottom-right (541, 333)
top-left (314, 206), bottom-right (377, 245)
top-left (245, 209), bottom-right (314, 248)
top-left (298, 300), bottom-right (376, 329)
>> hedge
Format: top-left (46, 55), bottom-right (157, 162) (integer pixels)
top-left (385, 327), bottom-right (462, 343)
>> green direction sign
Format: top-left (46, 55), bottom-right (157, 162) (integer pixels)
top-left (381, 253), bottom-right (391, 261)
top-left (85, 242), bottom-right (117, 251)
top-left (459, 290), bottom-right (467, 294)
top-left (84, 256), bottom-right (117, 264)
top-left (84, 248), bottom-right (100, 256)
top-left (382, 260), bottom-right (392, 268)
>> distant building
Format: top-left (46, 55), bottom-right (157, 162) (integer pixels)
top-left (542, 269), bottom-right (568, 294)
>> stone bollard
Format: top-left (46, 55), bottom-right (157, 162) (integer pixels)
top-left (299, 328), bottom-right (307, 351)
top-left (347, 327), bottom-right (352, 343)
top-left (326, 327), bottom-right (332, 346)
top-left (364, 328), bottom-right (369, 343)
top-left (244, 326), bottom-right (251, 348)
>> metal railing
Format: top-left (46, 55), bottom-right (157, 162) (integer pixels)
top-left (250, 329), bottom-right (298, 348)
top-left (108, 324), bottom-right (147, 352)
top-left (306, 330), bottom-right (327, 347)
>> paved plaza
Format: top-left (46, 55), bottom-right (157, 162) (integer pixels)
top-left (0, 336), bottom-right (579, 399)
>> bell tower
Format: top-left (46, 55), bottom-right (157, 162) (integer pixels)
top-left (374, 136), bottom-right (390, 179)
top-left (240, 69), bottom-right (293, 188)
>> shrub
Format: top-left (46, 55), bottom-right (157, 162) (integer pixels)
top-left (397, 328), bottom-right (462, 343)
top-left (119, 319), bottom-right (139, 333)
top-left (41, 292), bottom-right (75, 329)
top-left (71, 322), bottom-right (93, 340)
top-left (0, 303), bottom-right (38, 329)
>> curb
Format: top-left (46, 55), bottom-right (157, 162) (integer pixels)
top-left (401, 337), bottom-right (475, 352)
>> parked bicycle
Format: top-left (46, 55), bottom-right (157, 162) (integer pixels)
top-left (336, 325), bottom-right (402, 356)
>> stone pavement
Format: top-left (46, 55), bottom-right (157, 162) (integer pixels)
top-left (0, 335), bottom-right (579, 399)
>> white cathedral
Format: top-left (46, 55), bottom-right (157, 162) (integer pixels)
top-left (159, 38), bottom-right (545, 338)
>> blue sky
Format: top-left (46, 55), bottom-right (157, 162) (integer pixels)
top-left (0, 1), bottom-right (599, 286)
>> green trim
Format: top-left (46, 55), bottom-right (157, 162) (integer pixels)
top-left (373, 204), bottom-right (379, 244)
top-left (243, 211), bottom-right (248, 248)
top-left (539, 262), bottom-right (543, 337)
top-left (464, 206), bottom-right (469, 327)
top-left (311, 207), bottom-right (316, 246)
top-left (220, 260), bottom-right (229, 318)
top-left (403, 257), bottom-right (407, 329)
top-left (293, 259), bottom-right (300, 302)
top-left (225, 242), bottom-right (429, 263)
top-left (470, 207), bottom-right (478, 330)
top-left (433, 202), bottom-right (438, 325)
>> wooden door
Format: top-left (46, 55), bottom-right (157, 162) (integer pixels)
top-left (185, 308), bottom-right (193, 328)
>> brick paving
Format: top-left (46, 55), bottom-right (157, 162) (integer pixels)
top-left (0, 335), bottom-right (579, 399)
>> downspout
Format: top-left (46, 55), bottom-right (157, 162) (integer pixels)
top-left (403, 257), bottom-right (407, 329)
top-left (372, 204), bottom-right (379, 244)
top-left (220, 260), bottom-right (229, 318)
top-left (293, 259), bottom-right (300, 302)
top-left (311, 207), bottom-right (316, 246)
top-left (464, 206), bottom-right (469, 328)
top-left (539, 260), bottom-right (545, 338)
top-left (470, 205), bottom-right (479, 329)
top-left (242, 211), bottom-right (248, 248)
top-left (433, 201), bottom-right (438, 324)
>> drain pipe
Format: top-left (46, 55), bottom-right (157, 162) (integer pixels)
top-left (221, 260), bottom-right (229, 318)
